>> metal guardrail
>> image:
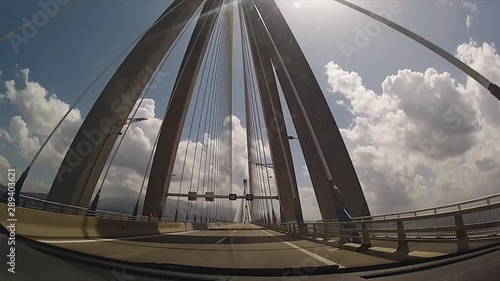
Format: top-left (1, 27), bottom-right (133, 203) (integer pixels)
top-left (260, 200), bottom-right (500, 253)
top-left (1, 194), bottom-right (175, 223)
top-left (310, 192), bottom-right (500, 223)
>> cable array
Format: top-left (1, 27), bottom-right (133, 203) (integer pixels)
top-left (168, 0), bottom-right (233, 222)
top-left (239, 4), bottom-right (277, 223)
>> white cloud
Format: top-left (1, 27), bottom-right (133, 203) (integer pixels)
top-left (325, 41), bottom-right (500, 214)
top-left (0, 69), bottom-right (82, 173)
top-left (2, 39), bottom-right (499, 220)
top-left (0, 155), bottom-right (13, 184)
top-left (298, 186), bottom-right (321, 220)
top-left (466, 14), bottom-right (473, 31)
top-left (0, 72), bottom-right (251, 219)
top-left (301, 164), bottom-right (309, 177)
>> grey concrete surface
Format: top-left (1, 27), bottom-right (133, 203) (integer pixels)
top-left (35, 223), bottom-right (399, 268)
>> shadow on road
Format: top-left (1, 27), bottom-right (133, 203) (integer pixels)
top-left (126, 233), bottom-right (303, 244)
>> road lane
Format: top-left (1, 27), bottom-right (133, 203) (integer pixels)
top-left (33, 223), bottom-right (397, 268)
top-left (259, 228), bottom-right (345, 268)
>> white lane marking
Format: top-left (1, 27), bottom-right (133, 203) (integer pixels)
top-left (215, 236), bottom-right (228, 244)
top-left (37, 230), bottom-right (200, 244)
top-left (260, 229), bottom-right (346, 268)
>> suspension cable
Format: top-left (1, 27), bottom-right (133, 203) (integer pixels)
top-left (185, 34), bottom-right (219, 220)
top-left (213, 10), bottom-right (228, 221)
top-left (209, 7), bottom-right (226, 221)
top-left (174, 16), bottom-right (218, 220)
top-left (239, 4), bottom-right (256, 222)
top-left (96, 2), bottom-right (198, 209)
top-left (243, 17), bottom-right (272, 222)
top-left (193, 44), bottom-right (221, 221)
top-left (136, 130), bottom-right (161, 212)
top-left (200, 8), bottom-right (225, 221)
top-left (187, 7), bottom-right (225, 221)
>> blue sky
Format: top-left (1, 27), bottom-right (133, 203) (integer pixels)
top-left (3, 0), bottom-right (498, 126)
top-left (1, 0), bottom-right (499, 218)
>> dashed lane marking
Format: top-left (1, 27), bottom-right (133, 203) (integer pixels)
top-left (260, 229), bottom-right (346, 268)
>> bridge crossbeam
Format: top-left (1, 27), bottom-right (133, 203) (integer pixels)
top-left (165, 193), bottom-right (278, 200)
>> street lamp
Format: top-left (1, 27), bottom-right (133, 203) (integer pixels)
top-left (89, 117), bottom-right (147, 216)
top-left (128, 117), bottom-right (148, 124)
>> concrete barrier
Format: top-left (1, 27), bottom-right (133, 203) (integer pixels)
top-left (0, 204), bottom-right (187, 239)
top-left (190, 222), bottom-right (232, 230)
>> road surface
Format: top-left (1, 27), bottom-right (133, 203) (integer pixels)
top-left (35, 223), bottom-right (407, 268)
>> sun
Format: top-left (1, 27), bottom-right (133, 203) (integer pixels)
top-left (293, 1), bottom-right (301, 9)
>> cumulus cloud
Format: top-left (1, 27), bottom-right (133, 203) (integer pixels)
top-left (3, 39), bottom-right (499, 220)
top-left (0, 71), bottom-right (252, 219)
top-left (0, 69), bottom-right (82, 173)
top-left (325, 41), bottom-right (500, 214)
top-left (95, 113), bottom-right (253, 219)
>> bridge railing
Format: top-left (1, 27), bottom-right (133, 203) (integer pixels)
top-left (262, 200), bottom-right (500, 253)
top-left (1, 194), bottom-right (175, 222)
top-left (309, 192), bottom-right (500, 223)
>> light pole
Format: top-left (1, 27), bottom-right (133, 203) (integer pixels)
top-left (160, 173), bottom-right (175, 220)
top-left (86, 127), bottom-right (124, 216)
top-left (289, 135), bottom-right (352, 223)
top-left (254, 164), bottom-right (278, 224)
top-left (267, 174), bottom-right (277, 223)
top-left (88, 117), bottom-right (147, 215)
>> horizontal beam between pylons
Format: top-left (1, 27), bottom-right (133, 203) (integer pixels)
top-left (165, 193), bottom-right (279, 200)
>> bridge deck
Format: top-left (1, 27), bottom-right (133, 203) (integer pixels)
top-left (34, 223), bottom-right (447, 269)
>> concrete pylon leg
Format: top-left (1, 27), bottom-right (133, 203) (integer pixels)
top-left (143, 0), bottom-right (223, 216)
top-left (242, 2), bottom-right (303, 223)
top-left (274, 62), bottom-right (338, 221)
top-left (47, 0), bottom-right (203, 207)
top-left (240, 1), bottom-right (336, 221)
top-left (251, 0), bottom-right (370, 217)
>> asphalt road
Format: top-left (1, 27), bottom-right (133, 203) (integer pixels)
top-left (4, 223), bottom-right (500, 281)
top-left (35, 223), bottom-right (402, 269)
